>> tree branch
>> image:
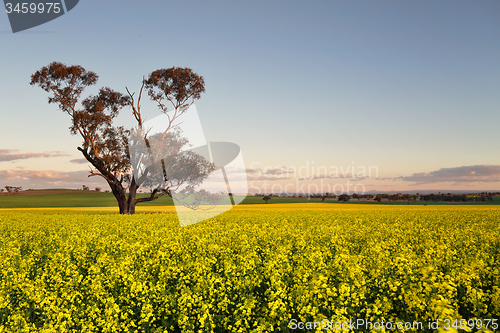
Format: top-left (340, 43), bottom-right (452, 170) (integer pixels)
top-left (135, 188), bottom-right (169, 203)
top-left (88, 168), bottom-right (111, 182)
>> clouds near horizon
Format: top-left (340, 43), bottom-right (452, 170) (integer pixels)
top-left (0, 149), bottom-right (70, 162)
top-left (247, 175), bottom-right (293, 181)
top-left (70, 158), bottom-right (88, 164)
top-left (246, 166), bottom-right (294, 181)
top-left (397, 165), bottom-right (500, 184)
top-left (2, 164), bottom-right (499, 191)
top-left (0, 169), bottom-right (106, 189)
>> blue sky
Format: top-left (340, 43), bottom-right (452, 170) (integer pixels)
top-left (1, 0), bottom-right (499, 193)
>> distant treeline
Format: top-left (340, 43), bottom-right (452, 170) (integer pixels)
top-left (0, 185), bottom-right (106, 195)
top-left (0, 186), bottom-right (23, 195)
top-left (254, 192), bottom-right (499, 203)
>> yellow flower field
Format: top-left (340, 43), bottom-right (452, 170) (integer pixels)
top-left (0, 204), bottom-right (499, 332)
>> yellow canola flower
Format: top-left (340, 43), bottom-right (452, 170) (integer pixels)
top-left (0, 204), bottom-right (499, 332)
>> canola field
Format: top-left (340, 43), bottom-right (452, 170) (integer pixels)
top-left (0, 204), bottom-right (499, 332)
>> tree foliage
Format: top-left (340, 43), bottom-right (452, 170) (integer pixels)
top-left (338, 194), bottom-right (350, 202)
top-left (145, 67), bottom-right (205, 112)
top-left (4, 186), bottom-right (22, 195)
top-left (403, 194), bottom-right (413, 205)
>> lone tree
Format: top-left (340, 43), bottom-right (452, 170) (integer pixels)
top-left (4, 186), bottom-right (22, 195)
top-left (338, 194), bottom-right (350, 202)
top-left (402, 194), bottom-right (413, 205)
top-left (263, 195), bottom-right (271, 204)
top-left (31, 62), bottom-right (207, 214)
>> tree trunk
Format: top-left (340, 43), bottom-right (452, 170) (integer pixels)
top-left (77, 146), bottom-right (133, 214)
top-left (78, 148), bottom-right (170, 215)
top-left (125, 177), bottom-right (139, 215)
top-left (109, 176), bottom-right (172, 214)
top-left (109, 182), bottom-right (131, 214)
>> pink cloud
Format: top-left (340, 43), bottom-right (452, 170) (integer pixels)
top-left (397, 165), bottom-right (500, 184)
top-left (0, 169), bottom-right (89, 181)
top-left (263, 166), bottom-right (294, 176)
top-left (248, 175), bottom-right (292, 181)
top-left (70, 158), bottom-right (88, 164)
top-left (0, 169), bottom-right (107, 189)
top-left (313, 173), bottom-right (338, 179)
top-left (0, 149), bottom-right (70, 162)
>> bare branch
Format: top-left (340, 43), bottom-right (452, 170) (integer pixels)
top-left (89, 171), bottom-right (110, 181)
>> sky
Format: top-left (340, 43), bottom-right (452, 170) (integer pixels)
top-left (0, 0), bottom-right (499, 194)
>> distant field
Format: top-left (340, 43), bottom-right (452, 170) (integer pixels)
top-left (0, 191), bottom-right (174, 209)
top-left (0, 191), bottom-right (314, 209)
top-left (1, 190), bottom-right (499, 208)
